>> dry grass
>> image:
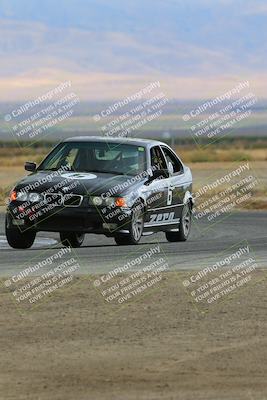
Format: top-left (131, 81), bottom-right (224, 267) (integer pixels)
top-left (177, 147), bottom-right (267, 163)
top-left (0, 147), bottom-right (48, 167)
top-left (0, 145), bottom-right (266, 208)
top-left (0, 145), bottom-right (266, 168)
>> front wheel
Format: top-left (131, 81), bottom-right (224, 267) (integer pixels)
top-left (60, 232), bottom-right (85, 248)
top-left (165, 203), bottom-right (192, 242)
top-left (114, 202), bottom-right (144, 246)
top-left (5, 215), bottom-right (36, 249)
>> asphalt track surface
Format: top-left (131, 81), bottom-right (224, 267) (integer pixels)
top-left (0, 211), bottom-right (266, 277)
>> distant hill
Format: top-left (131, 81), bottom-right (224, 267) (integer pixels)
top-left (0, 0), bottom-right (266, 101)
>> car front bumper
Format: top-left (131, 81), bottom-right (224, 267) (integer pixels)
top-left (6, 203), bottom-right (132, 235)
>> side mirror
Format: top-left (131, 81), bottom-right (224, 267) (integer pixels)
top-left (25, 162), bottom-right (37, 172)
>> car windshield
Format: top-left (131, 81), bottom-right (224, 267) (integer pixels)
top-left (38, 142), bottom-right (147, 176)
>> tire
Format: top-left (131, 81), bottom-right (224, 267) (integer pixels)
top-left (165, 202), bottom-right (192, 242)
top-left (60, 232), bottom-right (85, 248)
top-left (114, 201), bottom-right (144, 246)
top-left (5, 215), bottom-right (36, 249)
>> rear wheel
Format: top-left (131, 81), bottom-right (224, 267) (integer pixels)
top-left (165, 203), bottom-right (192, 242)
top-left (60, 232), bottom-right (85, 248)
top-left (5, 215), bottom-right (36, 249)
top-left (114, 202), bottom-right (144, 246)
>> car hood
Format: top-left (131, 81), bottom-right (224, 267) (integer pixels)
top-left (16, 170), bottom-right (145, 197)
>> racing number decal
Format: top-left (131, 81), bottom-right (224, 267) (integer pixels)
top-left (167, 183), bottom-right (174, 206)
top-left (61, 172), bottom-right (97, 180)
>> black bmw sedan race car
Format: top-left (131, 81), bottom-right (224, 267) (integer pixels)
top-left (6, 137), bottom-right (193, 248)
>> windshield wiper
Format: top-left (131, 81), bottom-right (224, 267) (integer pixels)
top-left (38, 168), bottom-right (59, 171)
top-left (38, 167), bottom-right (74, 172)
top-left (82, 169), bottom-right (127, 176)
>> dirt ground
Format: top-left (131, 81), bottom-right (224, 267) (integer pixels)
top-left (0, 272), bottom-right (267, 400)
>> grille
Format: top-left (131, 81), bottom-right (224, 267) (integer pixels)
top-left (44, 193), bottom-right (83, 208)
top-left (63, 194), bottom-right (83, 207)
top-left (44, 193), bottom-right (63, 206)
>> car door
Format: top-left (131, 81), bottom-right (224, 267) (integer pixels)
top-left (160, 146), bottom-right (189, 221)
top-left (144, 145), bottom-right (175, 230)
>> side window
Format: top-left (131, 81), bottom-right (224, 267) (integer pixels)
top-left (150, 146), bottom-right (167, 171)
top-left (162, 147), bottom-right (183, 174)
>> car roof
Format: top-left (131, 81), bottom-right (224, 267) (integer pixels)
top-left (64, 136), bottom-right (167, 148)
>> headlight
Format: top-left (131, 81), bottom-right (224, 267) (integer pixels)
top-left (91, 196), bottom-right (103, 206)
top-left (17, 191), bottom-right (28, 202)
top-left (90, 196), bottom-right (127, 207)
top-left (105, 197), bottom-right (115, 207)
top-left (28, 192), bottom-right (42, 203)
top-left (10, 190), bottom-right (28, 202)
